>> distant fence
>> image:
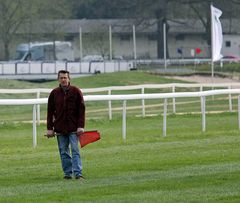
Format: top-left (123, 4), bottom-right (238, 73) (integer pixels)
top-left (0, 60), bottom-right (133, 75)
top-left (1, 88), bottom-right (240, 148)
top-left (136, 58), bottom-right (236, 66)
top-left (0, 58), bottom-right (237, 76)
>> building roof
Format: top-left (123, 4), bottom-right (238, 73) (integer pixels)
top-left (18, 18), bottom-right (240, 35)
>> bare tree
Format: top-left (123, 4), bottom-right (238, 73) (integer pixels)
top-left (30, 0), bottom-right (72, 60)
top-left (71, 0), bottom-right (240, 59)
top-left (0, 0), bottom-right (72, 60)
top-left (174, 0), bottom-right (240, 54)
top-left (0, 0), bottom-right (31, 60)
top-left (84, 0), bottom-right (169, 58)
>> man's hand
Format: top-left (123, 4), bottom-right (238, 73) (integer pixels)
top-left (45, 130), bottom-right (55, 138)
top-left (77, 128), bottom-right (84, 136)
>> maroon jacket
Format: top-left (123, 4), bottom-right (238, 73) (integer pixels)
top-left (47, 84), bottom-right (85, 134)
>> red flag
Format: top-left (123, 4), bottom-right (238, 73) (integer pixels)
top-left (195, 48), bottom-right (202, 54)
top-left (79, 130), bottom-right (100, 148)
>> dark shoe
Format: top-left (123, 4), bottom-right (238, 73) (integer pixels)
top-left (63, 175), bottom-right (72, 180)
top-left (75, 175), bottom-right (85, 180)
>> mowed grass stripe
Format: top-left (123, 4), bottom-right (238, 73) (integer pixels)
top-left (1, 70), bottom-right (240, 202)
top-left (1, 162), bottom-right (240, 202)
top-left (1, 112), bottom-right (240, 202)
top-left (1, 130), bottom-right (240, 169)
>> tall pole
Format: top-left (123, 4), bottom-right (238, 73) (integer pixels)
top-left (133, 25), bottom-right (137, 60)
top-left (210, 4), bottom-right (214, 80)
top-left (79, 27), bottom-right (83, 61)
top-left (163, 22), bottom-right (167, 70)
top-left (109, 25), bottom-right (112, 60)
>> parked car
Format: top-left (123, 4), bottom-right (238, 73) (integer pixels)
top-left (82, 55), bottom-right (104, 62)
top-left (13, 41), bottom-right (74, 61)
top-left (222, 55), bottom-right (240, 63)
top-left (103, 55), bottom-right (124, 60)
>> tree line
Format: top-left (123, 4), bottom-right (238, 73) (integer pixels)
top-left (0, 0), bottom-right (240, 60)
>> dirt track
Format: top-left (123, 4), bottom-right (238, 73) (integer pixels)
top-left (166, 75), bottom-right (239, 83)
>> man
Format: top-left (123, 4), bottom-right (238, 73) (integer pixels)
top-left (46, 70), bottom-right (85, 180)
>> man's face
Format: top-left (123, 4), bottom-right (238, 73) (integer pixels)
top-left (58, 73), bottom-right (70, 87)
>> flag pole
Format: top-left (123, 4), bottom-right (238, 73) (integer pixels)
top-left (210, 3), bottom-right (214, 82)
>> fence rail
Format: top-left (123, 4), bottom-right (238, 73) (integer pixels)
top-left (1, 83), bottom-right (240, 122)
top-left (1, 88), bottom-right (240, 148)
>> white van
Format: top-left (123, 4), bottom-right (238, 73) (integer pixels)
top-left (14, 41), bottom-right (74, 61)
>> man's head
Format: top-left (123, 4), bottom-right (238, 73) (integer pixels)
top-left (58, 70), bottom-right (70, 87)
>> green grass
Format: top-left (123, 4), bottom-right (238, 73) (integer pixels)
top-left (0, 113), bottom-right (240, 202)
top-left (138, 62), bottom-right (240, 78)
top-left (0, 71), bottom-right (238, 122)
top-left (1, 70), bottom-right (240, 202)
top-left (0, 71), bottom-right (184, 90)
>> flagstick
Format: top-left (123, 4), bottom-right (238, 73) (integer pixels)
top-left (210, 3), bottom-right (214, 100)
top-left (211, 60), bottom-right (214, 83)
top-left (211, 60), bottom-right (214, 100)
top-left (210, 3), bottom-right (214, 83)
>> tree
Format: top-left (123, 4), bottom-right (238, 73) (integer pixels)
top-left (36, 0), bottom-right (72, 60)
top-left (71, 0), bottom-right (240, 59)
top-left (0, 0), bottom-right (72, 60)
top-left (175, 0), bottom-right (240, 54)
top-left (0, 0), bottom-right (31, 60)
top-left (71, 0), bottom-right (169, 58)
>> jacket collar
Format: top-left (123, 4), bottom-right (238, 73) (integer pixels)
top-left (59, 83), bottom-right (70, 93)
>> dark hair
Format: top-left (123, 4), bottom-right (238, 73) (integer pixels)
top-left (58, 70), bottom-right (70, 79)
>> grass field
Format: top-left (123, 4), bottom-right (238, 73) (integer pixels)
top-left (1, 113), bottom-right (240, 202)
top-left (0, 71), bottom-right (240, 202)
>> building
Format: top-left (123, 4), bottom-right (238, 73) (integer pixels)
top-left (5, 18), bottom-right (240, 61)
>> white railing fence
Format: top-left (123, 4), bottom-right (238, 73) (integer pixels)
top-left (0, 88), bottom-right (240, 148)
top-left (0, 61), bottom-right (133, 75)
top-left (1, 83), bottom-right (240, 124)
top-left (0, 58), bottom-right (237, 76)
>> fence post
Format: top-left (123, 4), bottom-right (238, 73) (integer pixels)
top-left (122, 100), bottom-right (127, 141)
top-left (108, 89), bottom-right (112, 120)
top-left (201, 96), bottom-right (206, 132)
top-left (163, 98), bottom-right (167, 137)
top-left (141, 87), bottom-right (145, 117)
top-left (228, 85), bottom-right (232, 112)
top-left (238, 96), bottom-right (240, 130)
top-left (33, 104), bottom-right (37, 148)
top-left (37, 90), bottom-right (41, 125)
top-left (172, 85), bottom-right (176, 114)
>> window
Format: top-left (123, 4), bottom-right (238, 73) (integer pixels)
top-left (65, 35), bottom-right (74, 41)
top-left (120, 34), bottom-right (131, 41)
top-left (175, 34), bottom-right (185, 41)
top-left (225, 41), bottom-right (231, 47)
top-left (148, 34), bottom-right (157, 41)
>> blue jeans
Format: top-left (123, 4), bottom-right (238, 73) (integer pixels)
top-left (57, 133), bottom-right (82, 177)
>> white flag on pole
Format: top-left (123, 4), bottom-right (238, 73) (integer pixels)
top-left (211, 5), bottom-right (223, 62)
